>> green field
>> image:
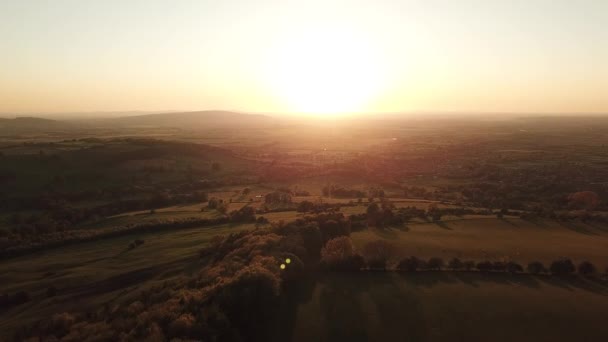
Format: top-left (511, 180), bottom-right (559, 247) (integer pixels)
top-left (280, 272), bottom-right (608, 342)
top-left (0, 223), bottom-right (254, 335)
top-left (351, 217), bottom-right (608, 266)
top-left (4, 215), bottom-right (607, 339)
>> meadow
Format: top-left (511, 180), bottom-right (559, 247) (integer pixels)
top-left (351, 217), bottom-right (608, 265)
top-left (2, 116), bottom-right (608, 340)
top-left (282, 272), bottom-right (608, 341)
top-left (0, 222), bottom-right (254, 336)
top-left (2, 211), bottom-right (608, 339)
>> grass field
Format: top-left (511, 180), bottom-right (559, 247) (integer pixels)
top-left (351, 217), bottom-right (608, 266)
top-left (82, 209), bottom-right (222, 229)
top-left (0, 223), bottom-right (254, 335)
top-left (279, 272), bottom-right (608, 342)
top-left (2, 214), bottom-right (608, 340)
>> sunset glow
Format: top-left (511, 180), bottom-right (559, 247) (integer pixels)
top-left (0, 0), bottom-right (606, 114)
top-left (265, 27), bottom-right (387, 115)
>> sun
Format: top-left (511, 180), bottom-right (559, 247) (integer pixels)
top-left (265, 28), bottom-right (386, 116)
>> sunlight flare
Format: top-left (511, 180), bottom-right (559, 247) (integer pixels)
top-left (265, 27), bottom-right (387, 116)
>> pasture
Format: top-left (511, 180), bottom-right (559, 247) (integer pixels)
top-left (0, 222), bottom-right (254, 335)
top-left (281, 272), bottom-right (608, 342)
top-left (351, 217), bottom-right (608, 266)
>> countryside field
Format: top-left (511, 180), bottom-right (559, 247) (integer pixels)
top-left (284, 272), bottom-right (608, 342)
top-left (3, 116), bottom-right (608, 340)
top-left (351, 217), bottom-right (608, 265)
top-left (0, 223), bottom-right (254, 335)
top-left (2, 207), bottom-right (608, 340)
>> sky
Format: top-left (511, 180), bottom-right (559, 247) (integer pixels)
top-left (1, 0), bottom-right (607, 116)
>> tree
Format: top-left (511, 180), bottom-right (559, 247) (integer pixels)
top-left (208, 198), bottom-right (220, 209)
top-left (362, 240), bottom-right (395, 270)
top-left (397, 256), bottom-right (425, 272)
top-left (297, 201), bottom-right (315, 213)
top-left (492, 261), bottom-right (506, 272)
top-left (550, 258), bottom-right (576, 276)
top-left (255, 216), bottom-right (269, 227)
top-left (578, 261), bottom-right (596, 276)
top-left (229, 206), bottom-right (256, 223)
top-left (526, 261), bottom-right (546, 274)
top-left (567, 191), bottom-right (599, 210)
top-left (506, 261), bottom-right (523, 274)
top-left (366, 202), bottom-right (396, 229)
top-left (427, 203), bottom-right (442, 221)
top-left (463, 260), bottom-right (476, 271)
top-left (476, 261), bottom-right (493, 273)
top-left (265, 191), bottom-right (292, 204)
top-left (321, 236), bottom-right (354, 266)
top-left (366, 202), bottom-right (380, 224)
top-left (345, 254), bottom-right (366, 271)
top-left (169, 313), bottom-right (196, 338)
top-left (448, 258), bottom-right (463, 270)
top-left (147, 191), bottom-right (170, 209)
top-left (367, 257), bottom-right (387, 270)
top-left (216, 265), bottom-right (281, 339)
top-left (319, 219), bottom-right (350, 242)
top-left (428, 257), bottom-right (444, 270)
top-left (320, 237), bottom-right (366, 271)
top-left (298, 223), bottom-right (323, 261)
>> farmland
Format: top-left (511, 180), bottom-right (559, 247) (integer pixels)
top-left (283, 272), bottom-right (608, 341)
top-left (2, 213), bottom-right (608, 340)
top-left (2, 115), bottom-right (608, 340)
top-left (0, 222), bottom-right (254, 334)
top-left (351, 217), bottom-right (608, 265)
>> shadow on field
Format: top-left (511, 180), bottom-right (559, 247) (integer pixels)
top-left (272, 272), bottom-right (608, 342)
top-left (498, 217), bottom-right (520, 227)
top-left (64, 257), bottom-right (195, 300)
top-left (586, 221), bottom-right (608, 233)
top-left (402, 272), bottom-right (608, 295)
top-left (395, 224), bottom-right (410, 232)
top-left (557, 220), bottom-right (599, 236)
top-left (371, 228), bottom-right (400, 239)
top-left (434, 221), bottom-right (452, 230)
top-left (400, 272), bottom-right (544, 289)
top-left (271, 276), bottom-right (318, 342)
top-left (535, 275), bottom-right (608, 295)
top-left (520, 217), bottom-right (544, 227)
top-left (273, 273), bottom-right (429, 342)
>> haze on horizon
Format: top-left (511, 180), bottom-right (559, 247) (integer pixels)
top-left (1, 0), bottom-right (607, 116)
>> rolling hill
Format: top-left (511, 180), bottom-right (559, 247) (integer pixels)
top-left (103, 110), bottom-right (275, 129)
top-left (0, 117), bottom-right (70, 132)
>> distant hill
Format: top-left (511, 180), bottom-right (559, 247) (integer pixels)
top-left (104, 110), bottom-right (274, 129)
top-left (0, 117), bottom-right (70, 131)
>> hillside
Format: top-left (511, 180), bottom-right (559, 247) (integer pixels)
top-left (104, 110), bottom-right (275, 129)
top-left (0, 117), bottom-right (70, 132)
